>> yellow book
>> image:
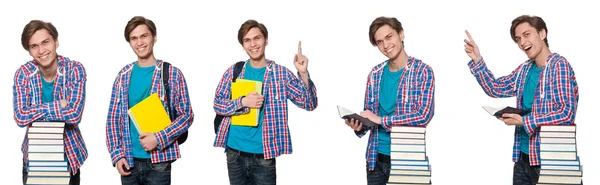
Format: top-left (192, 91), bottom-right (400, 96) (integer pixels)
top-left (231, 79), bottom-right (262, 126)
top-left (128, 93), bottom-right (172, 133)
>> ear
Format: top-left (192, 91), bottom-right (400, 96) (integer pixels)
top-left (55, 39), bottom-right (60, 49)
top-left (153, 35), bottom-right (157, 44)
top-left (265, 39), bottom-right (269, 46)
top-left (539, 29), bottom-right (547, 41)
top-left (399, 30), bottom-right (405, 41)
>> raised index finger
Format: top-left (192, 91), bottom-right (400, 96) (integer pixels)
top-left (465, 30), bottom-right (476, 44)
top-left (298, 41), bottom-right (302, 55)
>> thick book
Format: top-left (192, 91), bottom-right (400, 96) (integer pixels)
top-left (231, 79), bottom-right (263, 127)
top-left (336, 105), bottom-right (376, 127)
top-left (128, 93), bottom-right (172, 134)
top-left (482, 106), bottom-right (530, 118)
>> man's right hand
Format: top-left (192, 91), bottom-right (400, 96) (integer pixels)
top-left (241, 92), bottom-right (264, 108)
top-left (116, 158), bottom-right (131, 176)
top-left (464, 30), bottom-right (482, 63)
top-left (345, 118), bottom-right (363, 131)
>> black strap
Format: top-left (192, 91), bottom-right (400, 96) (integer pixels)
top-left (162, 62), bottom-right (174, 121)
top-left (232, 61), bottom-right (245, 82)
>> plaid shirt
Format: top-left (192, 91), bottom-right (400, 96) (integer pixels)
top-left (13, 55), bottom-right (88, 175)
top-left (213, 59), bottom-right (318, 159)
top-left (105, 60), bottom-right (194, 167)
top-left (355, 57), bottom-right (435, 171)
top-left (467, 53), bottom-right (579, 166)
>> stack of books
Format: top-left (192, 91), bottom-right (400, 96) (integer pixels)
top-left (387, 126), bottom-right (431, 185)
top-left (26, 122), bottom-right (70, 185)
top-left (536, 125), bottom-right (583, 185)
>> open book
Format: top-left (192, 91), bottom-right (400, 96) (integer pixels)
top-left (337, 105), bottom-right (377, 127)
top-left (482, 106), bottom-right (531, 118)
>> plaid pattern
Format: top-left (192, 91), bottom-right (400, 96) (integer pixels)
top-left (105, 60), bottom-right (194, 167)
top-left (355, 57), bottom-right (435, 171)
top-left (13, 55), bottom-right (88, 175)
top-left (213, 59), bottom-right (318, 159)
top-left (467, 53), bottom-right (579, 166)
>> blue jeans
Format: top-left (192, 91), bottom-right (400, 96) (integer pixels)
top-left (366, 156), bottom-right (391, 185)
top-left (121, 158), bottom-right (172, 185)
top-left (22, 161), bottom-right (80, 185)
top-left (513, 152), bottom-right (540, 185)
top-left (226, 147), bottom-right (277, 185)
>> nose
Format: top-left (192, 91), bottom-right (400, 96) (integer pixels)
top-left (250, 40), bottom-right (258, 48)
top-left (518, 39), bottom-right (526, 48)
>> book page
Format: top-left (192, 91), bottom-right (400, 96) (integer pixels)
top-left (337, 105), bottom-right (355, 117)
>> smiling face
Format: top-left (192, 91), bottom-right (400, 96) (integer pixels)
top-left (374, 25), bottom-right (404, 61)
top-left (514, 22), bottom-right (547, 59)
top-left (242, 27), bottom-right (268, 62)
top-left (27, 29), bottom-right (59, 68)
top-left (128, 24), bottom-right (156, 60)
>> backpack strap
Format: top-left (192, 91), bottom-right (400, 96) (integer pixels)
top-left (162, 62), bottom-right (174, 121)
top-left (232, 61), bottom-right (245, 82)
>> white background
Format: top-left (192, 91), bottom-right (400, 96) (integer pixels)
top-left (1, 0), bottom-right (598, 184)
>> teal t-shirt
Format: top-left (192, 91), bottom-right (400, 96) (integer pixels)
top-left (520, 63), bottom-right (542, 154)
top-left (227, 63), bottom-right (266, 154)
top-left (128, 63), bottom-right (155, 159)
top-left (377, 63), bottom-right (404, 155)
top-left (41, 77), bottom-right (54, 103)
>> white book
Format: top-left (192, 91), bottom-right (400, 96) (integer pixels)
top-left (390, 169), bottom-right (431, 176)
top-left (26, 177), bottom-right (70, 185)
top-left (29, 161), bottom-right (68, 167)
top-left (388, 175), bottom-right (431, 184)
top-left (540, 137), bottom-right (576, 144)
top-left (28, 133), bottom-right (63, 140)
top-left (391, 152), bottom-right (426, 161)
top-left (28, 153), bottom-right (64, 161)
top-left (390, 165), bottom-right (430, 171)
top-left (31, 122), bottom-right (65, 128)
top-left (540, 143), bottom-right (577, 152)
top-left (538, 175), bottom-right (582, 184)
top-left (28, 127), bottom-right (64, 134)
top-left (391, 144), bottom-right (426, 152)
top-left (27, 171), bottom-right (70, 177)
top-left (540, 151), bottom-right (577, 161)
top-left (540, 125), bottom-right (576, 132)
top-left (28, 145), bottom-right (64, 153)
top-left (391, 126), bottom-right (426, 133)
top-left (482, 105), bottom-right (529, 118)
top-left (539, 132), bottom-right (576, 138)
top-left (29, 166), bottom-right (69, 172)
top-left (29, 139), bottom-right (64, 145)
top-left (390, 133), bottom-right (425, 139)
top-left (391, 138), bottom-right (425, 145)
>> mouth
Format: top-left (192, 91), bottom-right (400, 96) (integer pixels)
top-left (137, 46), bottom-right (147, 51)
top-left (250, 48), bottom-right (259, 53)
top-left (385, 46), bottom-right (394, 54)
top-left (524, 45), bottom-right (532, 52)
top-left (39, 53), bottom-right (50, 60)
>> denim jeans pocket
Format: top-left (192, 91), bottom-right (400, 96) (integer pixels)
top-left (149, 162), bottom-right (171, 173)
top-left (255, 157), bottom-right (276, 168)
top-left (226, 150), bottom-right (239, 164)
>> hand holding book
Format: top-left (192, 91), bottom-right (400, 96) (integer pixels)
top-left (337, 105), bottom-right (378, 127)
top-left (482, 106), bottom-right (530, 126)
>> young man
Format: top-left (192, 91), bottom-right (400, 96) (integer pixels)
top-left (464, 15), bottom-right (579, 185)
top-left (14, 20), bottom-right (88, 185)
top-left (213, 19), bottom-right (318, 185)
top-left (344, 16), bottom-right (435, 185)
top-left (105, 16), bottom-right (194, 185)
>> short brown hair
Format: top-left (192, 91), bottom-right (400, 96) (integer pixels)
top-left (124, 16), bottom-right (157, 42)
top-left (238, 20), bottom-right (268, 45)
top-left (21, 20), bottom-right (59, 51)
top-left (369, 16), bottom-right (403, 46)
top-left (510, 15), bottom-right (549, 47)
